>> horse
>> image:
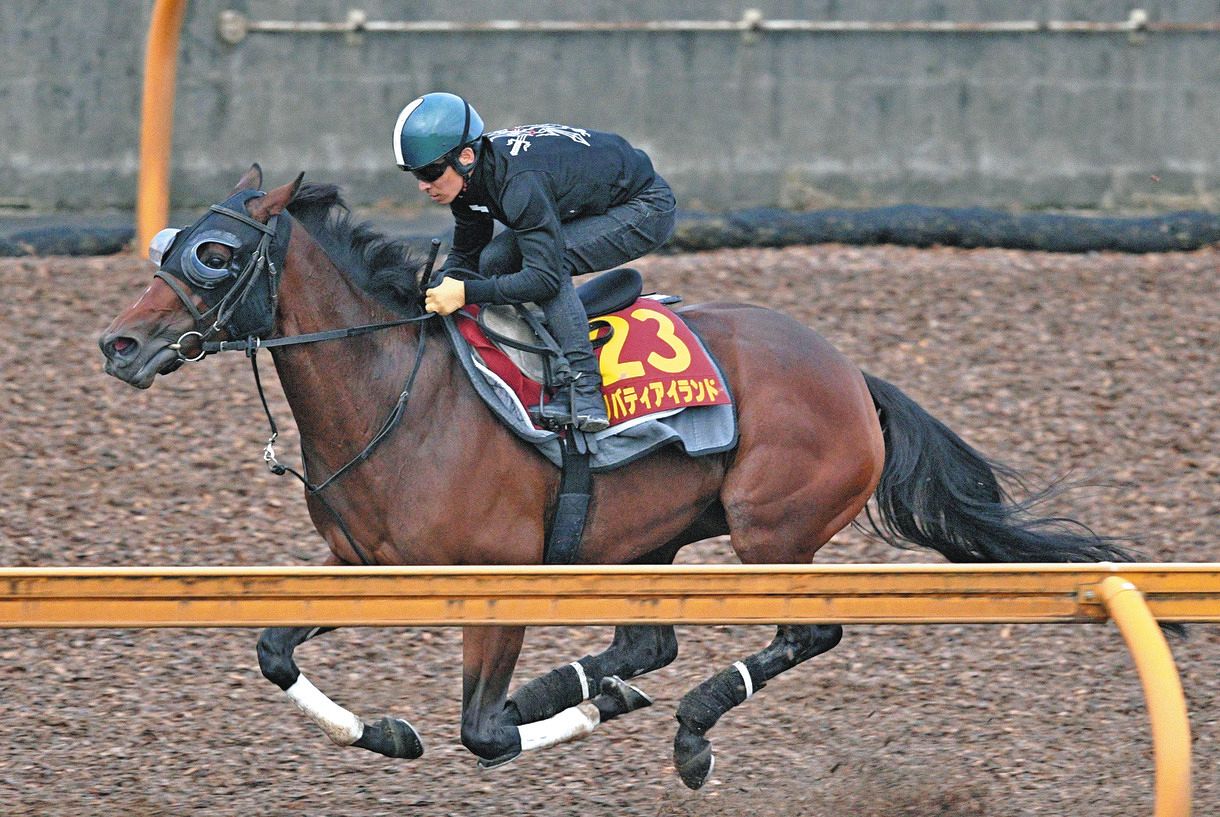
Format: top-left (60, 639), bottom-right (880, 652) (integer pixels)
top-left (99, 165), bottom-right (1141, 789)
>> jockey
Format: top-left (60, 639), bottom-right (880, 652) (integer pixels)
top-left (393, 91), bottom-right (676, 432)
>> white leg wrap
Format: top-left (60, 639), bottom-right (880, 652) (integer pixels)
top-left (285, 673), bottom-right (365, 746)
top-left (733, 661), bottom-right (755, 700)
top-left (517, 702), bottom-right (601, 752)
top-left (570, 661), bottom-right (590, 700)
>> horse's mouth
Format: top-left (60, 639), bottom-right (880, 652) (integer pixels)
top-left (103, 339), bottom-right (181, 389)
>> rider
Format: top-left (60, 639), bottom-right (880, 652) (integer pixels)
top-left (393, 91), bottom-right (676, 432)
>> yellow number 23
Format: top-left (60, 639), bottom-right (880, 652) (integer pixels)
top-left (592, 308), bottom-right (693, 387)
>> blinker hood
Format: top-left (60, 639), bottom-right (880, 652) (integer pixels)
top-left (153, 188), bottom-right (292, 339)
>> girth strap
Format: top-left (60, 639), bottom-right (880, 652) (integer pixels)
top-left (544, 431), bottom-right (594, 565)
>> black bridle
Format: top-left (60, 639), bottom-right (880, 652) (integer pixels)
top-left (151, 193), bottom-right (443, 565)
top-left (154, 189), bottom-right (289, 357)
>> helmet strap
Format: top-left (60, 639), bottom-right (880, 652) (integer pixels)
top-left (450, 140), bottom-right (479, 178)
top-left (447, 98), bottom-right (479, 177)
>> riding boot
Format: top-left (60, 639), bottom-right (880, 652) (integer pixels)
top-left (541, 362), bottom-right (610, 433)
top-left (537, 280), bottom-right (610, 433)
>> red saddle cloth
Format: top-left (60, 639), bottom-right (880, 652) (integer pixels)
top-left (457, 298), bottom-right (731, 428)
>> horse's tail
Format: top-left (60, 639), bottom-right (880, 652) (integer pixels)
top-left (860, 372), bottom-right (1138, 565)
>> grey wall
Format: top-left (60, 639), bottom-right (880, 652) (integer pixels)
top-left (2, 1), bottom-right (1217, 212)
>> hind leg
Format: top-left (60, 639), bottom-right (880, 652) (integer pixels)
top-left (670, 431), bottom-right (876, 787)
top-left (503, 538), bottom-right (708, 737)
top-left (507, 624), bottom-right (676, 727)
top-left (256, 626), bottom-right (423, 759)
top-left (672, 623), bottom-right (843, 789)
top-left (669, 509), bottom-right (861, 789)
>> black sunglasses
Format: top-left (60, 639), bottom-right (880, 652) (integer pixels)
top-left (409, 160), bottom-right (449, 183)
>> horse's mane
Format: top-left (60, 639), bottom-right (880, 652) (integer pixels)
top-left (286, 182), bottom-right (426, 316)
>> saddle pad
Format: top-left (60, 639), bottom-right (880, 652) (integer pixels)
top-left (444, 306), bottom-right (738, 472)
top-left (456, 306), bottom-right (545, 411)
top-left (590, 301), bottom-right (733, 424)
top-left (457, 298), bottom-right (731, 429)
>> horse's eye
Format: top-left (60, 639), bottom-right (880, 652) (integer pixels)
top-left (202, 252), bottom-right (229, 269)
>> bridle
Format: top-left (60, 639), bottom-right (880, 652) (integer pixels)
top-left (153, 189), bottom-right (289, 360)
top-left (149, 191), bottom-right (443, 565)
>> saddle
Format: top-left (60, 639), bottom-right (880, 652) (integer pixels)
top-left (443, 268), bottom-right (737, 565)
top-left (473, 267), bottom-right (652, 406)
top-left (459, 268), bottom-right (729, 431)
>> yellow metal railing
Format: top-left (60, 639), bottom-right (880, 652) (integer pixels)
top-left (2, 562), bottom-right (1214, 816)
top-left (0, 563), bottom-right (1215, 627)
top-left (1099, 576), bottom-right (1193, 817)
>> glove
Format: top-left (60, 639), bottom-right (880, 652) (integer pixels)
top-left (424, 277), bottom-right (466, 316)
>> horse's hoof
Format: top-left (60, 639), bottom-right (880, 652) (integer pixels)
top-left (673, 724), bottom-right (715, 790)
top-left (353, 717), bottom-right (424, 759)
top-left (594, 675), bottom-right (653, 721)
top-left (476, 748), bottom-right (521, 770)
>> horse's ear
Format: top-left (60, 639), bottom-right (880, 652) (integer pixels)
top-left (233, 163), bottom-right (263, 194)
top-left (251, 172), bottom-right (305, 221)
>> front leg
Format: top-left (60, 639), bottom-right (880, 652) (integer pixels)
top-left (461, 625), bottom-right (663, 769)
top-left (257, 625), bottom-right (422, 759)
top-left (460, 625), bottom-right (527, 766)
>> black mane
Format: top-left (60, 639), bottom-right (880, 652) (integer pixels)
top-left (286, 182), bottom-right (426, 315)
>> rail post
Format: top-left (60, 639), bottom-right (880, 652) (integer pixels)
top-left (1098, 576), bottom-right (1192, 817)
top-left (136, 0), bottom-right (189, 255)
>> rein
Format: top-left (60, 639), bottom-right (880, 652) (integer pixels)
top-left (242, 320), bottom-right (432, 566)
top-left (197, 315), bottom-right (431, 354)
top-left (231, 310), bottom-right (435, 491)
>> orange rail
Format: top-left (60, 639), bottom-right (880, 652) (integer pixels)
top-left (136, 0), bottom-right (188, 254)
top-left (3, 562), bottom-right (1210, 816)
top-left (1099, 577), bottom-right (1192, 817)
top-left (0, 563), bottom-right (1215, 627)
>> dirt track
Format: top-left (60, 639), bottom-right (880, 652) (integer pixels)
top-left (0, 243), bottom-right (1216, 817)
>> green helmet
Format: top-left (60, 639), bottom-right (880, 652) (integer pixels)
top-left (393, 92), bottom-right (485, 170)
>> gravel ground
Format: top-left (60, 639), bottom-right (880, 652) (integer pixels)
top-left (0, 243), bottom-right (1216, 817)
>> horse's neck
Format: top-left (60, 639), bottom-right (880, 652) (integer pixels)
top-left (268, 233), bottom-right (429, 465)
top-left (273, 235), bottom-right (398, 342)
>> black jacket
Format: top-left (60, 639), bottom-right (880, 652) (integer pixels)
top-left (442, 124), bottom-right (657, 305)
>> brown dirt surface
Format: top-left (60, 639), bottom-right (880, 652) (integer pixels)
top-left (0, 243), bottom-right (1216, 817)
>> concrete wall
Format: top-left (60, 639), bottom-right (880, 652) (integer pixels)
top-left (2, 1), bottom-right (1217, 212)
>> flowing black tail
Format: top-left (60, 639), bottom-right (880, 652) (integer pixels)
top-left (861, 373), bottom-right (1137, 564)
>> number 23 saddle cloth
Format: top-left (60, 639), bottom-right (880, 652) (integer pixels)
top-left (441, 268), bottom-right (738, 471)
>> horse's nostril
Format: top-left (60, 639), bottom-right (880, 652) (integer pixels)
top-left (104, 335), bottom-right (139, 360)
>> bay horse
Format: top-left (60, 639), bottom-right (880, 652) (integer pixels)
top-left (99, 166), bottom-right (1139, 789)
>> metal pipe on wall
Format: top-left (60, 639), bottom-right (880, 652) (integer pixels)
top-left (216, 8), bottom-right (1220, 45)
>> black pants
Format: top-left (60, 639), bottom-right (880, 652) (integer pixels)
top-left (476, 177), bottom-right (676, 382)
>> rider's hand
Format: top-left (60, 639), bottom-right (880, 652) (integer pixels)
top-left (424, 277), bottom-right (466, 316)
